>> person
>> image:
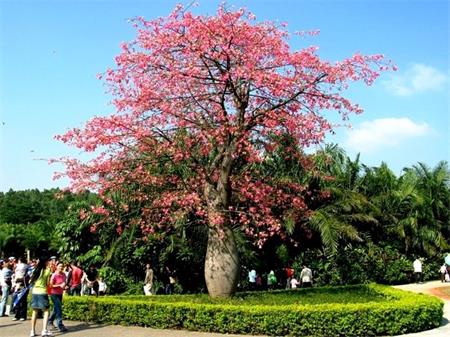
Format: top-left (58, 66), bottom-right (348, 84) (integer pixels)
top-left (29, 256), bottom-right (52, 337)
top-left (165, 266), bottom-right (176, 294)
top-left (86, 265), bottom-right (99, 296)
top-left (300, 265), bottom-right (313, 287)
top-left (290, 277), bottom-right (300, 289)
top-left (284, 266), bottom-right (295, 289)
top-left (63, 264), bottom-right (71, 294)
top-left (98, 277), bottom-right (107, 296)
top-left (11, 258), bottom-right (29, 321)
top-left (68, 262), bottom-right (83, 296)
top-left (0, 261), bottom-right (13, 317)
top-left (255, 272), bottom-right (263, 290)
top-left (48, 257), bottom-right (58, 273)
top-left (12, 278), bottom-right (29, 321)
top-left (248, 269), bottom-right (256, 291)
top-left (267, 270), bottom-right (277, 290)
top-left (440, 264), bottom-right (447, 283)
top-left (48, 262), bottom-right (68, 332)
top-left (14, 257), bottom-right (29, 284)
top-left (445, 253), bottom-right (450, 273)
top-left (413, 257), bottom-right (423, 284)
top-left (81, 270), bottom-right (89, 296)
top-left (144, 263), bottom-right (154, 296)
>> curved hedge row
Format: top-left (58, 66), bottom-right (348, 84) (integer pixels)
top-left (63, 284), bottom-right (443, 336)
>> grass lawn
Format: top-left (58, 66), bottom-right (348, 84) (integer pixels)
top-left (116, 284), bottom-right (388, 306)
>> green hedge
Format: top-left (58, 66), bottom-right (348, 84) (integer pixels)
top-left (63, 284), bottom-right (443, 336)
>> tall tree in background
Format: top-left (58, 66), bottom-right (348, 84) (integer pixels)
top-left (55, 5), bottom-right (391, 297)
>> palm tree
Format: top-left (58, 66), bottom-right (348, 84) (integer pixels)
top-left (400, 161), bottom-right (450, 255)
top-left (309, 145), bottom-right (376, 253)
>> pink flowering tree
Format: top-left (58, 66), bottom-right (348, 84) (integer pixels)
top-left (55, 5), bottom-right (392, 297)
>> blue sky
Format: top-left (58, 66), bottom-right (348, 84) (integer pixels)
top-left (0, 0), bottom-right (448, 191)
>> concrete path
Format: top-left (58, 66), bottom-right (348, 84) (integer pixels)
top-left (0, 318), bottom-right (250, 337)
top-left (0, 281), bottom-right (449, 337)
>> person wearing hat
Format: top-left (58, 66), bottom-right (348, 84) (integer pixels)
top-left (0, 260), bottom-right (13, 316)
top-left (49, 257), bottom-right (58, 273)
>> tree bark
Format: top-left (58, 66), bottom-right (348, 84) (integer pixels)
top-left (204, 225), bottom-right (239, 297)
top-left (203, 147), bottom-right (240, 297)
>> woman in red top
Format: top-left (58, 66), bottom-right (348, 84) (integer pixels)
top-left (48, 263), bottom-right (68, 332)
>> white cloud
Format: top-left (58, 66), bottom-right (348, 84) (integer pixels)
top-left (384, 63), bottom-right (447, 96)
top-left (345, 117), bottom-right (432, 153)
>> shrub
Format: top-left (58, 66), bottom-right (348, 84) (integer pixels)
top-left (63, 284), bottom-right (443, 336)
top-left (98, 266), bottom-right (131, 294)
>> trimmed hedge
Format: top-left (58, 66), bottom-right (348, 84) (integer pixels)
top-left (63, 284), bottom-right (443, 336)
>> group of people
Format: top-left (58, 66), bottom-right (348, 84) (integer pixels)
top-left (413, 254), bottom-right (450, 284)
top-left (439, 253), bottom-right (450, 283)
top-left (0, 255), bottom-right (107, 337)
top-left (248, 265), bottom-right (313, 290)
top-left (143, 263), bottom-right (177, 295)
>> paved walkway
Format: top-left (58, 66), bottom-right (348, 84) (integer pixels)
top-left (0, 281), bottom-right (449, 337)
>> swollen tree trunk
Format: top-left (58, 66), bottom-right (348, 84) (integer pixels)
top-left (204, 225), bottom-right (240, 297)
top-left (203, 146), bottom-right (240, 297)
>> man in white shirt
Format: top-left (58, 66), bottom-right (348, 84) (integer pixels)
top-left (300, 265), bottom-right (313, 288)
top-left (14, 257), bottom-right (29, 284)
top-left (413, 258), bottom-right (423, 284)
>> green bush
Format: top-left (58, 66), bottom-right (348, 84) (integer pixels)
top-left (98, 266), bottom-right (132, 294)
top-left (63, 284), bottom-right (443, 336)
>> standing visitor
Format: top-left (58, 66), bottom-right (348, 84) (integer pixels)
top-left (165, 266), bottom-right (177, 294)
top-left (68, 262), bottom-right (83, 296)
top-left (29, 256), bottom-right (52, 337)
top-left (0, 259), bottom-right (3, 299)
top-left (14, 257), bottom-right (29, 285)
top-left (48, 262), bottom-right (68, 332)
top-left (86, 265), bottom-right (99, 296)
top-left (0, 261), bottom-right (13, 316)
top-left (98, 277), bottom-right (107, 296)
top-left (300, 265), bottom-right (313, 287)
top-left (290, 277), bottom-right (300, 289)
top-left (440, 264), bottom-right (447, 282)
top-left (144, 263), bottom-right (154, 295)
top-left (413, 258), bottom-right (423, 284)
top-left (11, 270), bottom-right (29, 321)
top-left (445, 253), bottom-right (450, 273)
top-left (49, 257), bottom-right (58, 273)
top-left (248, 269), bottom-right (256, 290)
top-left (267, 270), bottom-right (277, 290)
top-left (284, 266), bottom-right (294, 289)
top-left (255, 272), bottom-right (263, 290)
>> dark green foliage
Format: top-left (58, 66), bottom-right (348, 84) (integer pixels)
top-left (0, 189), bottom-right (96, 258)
top-left (291, 244), bottom-right (444, 287)
top-left (1, 145), bottom-right (449, 293)
top-left (63, 284), bottom-right (443, 336)
top-left (0, 189), bottom-right (83, 225)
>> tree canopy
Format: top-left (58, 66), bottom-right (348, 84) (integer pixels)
top-left (54, 4), bottom-right (392, 297)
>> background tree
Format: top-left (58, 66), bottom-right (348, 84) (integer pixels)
top-left (55, 4), bottom-right (391, 297)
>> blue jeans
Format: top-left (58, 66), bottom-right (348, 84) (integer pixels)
top-left (0, 285), bottom-right (10, 316)
top-left (49, 294), bottom-right (64, 328)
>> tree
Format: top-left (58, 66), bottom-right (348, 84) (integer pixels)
top-left (55, 4), bottom-right (391, 297)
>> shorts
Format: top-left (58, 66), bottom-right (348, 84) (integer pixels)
top-left (31, 294), bottom-right (49, 310)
